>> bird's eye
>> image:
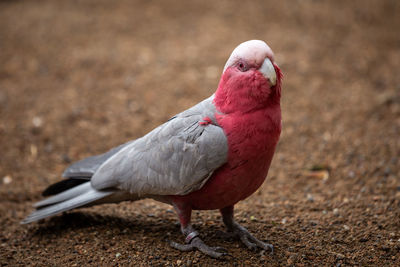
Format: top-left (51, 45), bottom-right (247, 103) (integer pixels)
top-left (237, 62), bottom-right (247, 72)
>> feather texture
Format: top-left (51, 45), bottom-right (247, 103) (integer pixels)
top-left (91, 96), bottom-right (228, 196)
top-left (23, 96), bottom-right (228, 223)
top-left (22, 183), bottom-right (115, 224)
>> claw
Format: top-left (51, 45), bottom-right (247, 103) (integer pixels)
top-left (240, 234), bottom-right (258, 250)
top-left (265, 243), bottom-right (274, 254)
top-left (231, 222), bottom-right (274, 253)
top-left (170, 236), bottom-right (230, 259)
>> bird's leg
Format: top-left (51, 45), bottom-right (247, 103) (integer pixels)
top-left (169, 202), bottom-right (228, 258)
top-left (220, 206), bottom-right (273, 253)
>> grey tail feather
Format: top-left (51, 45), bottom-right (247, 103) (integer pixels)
top-left (21, 182), bottom-right (114, 224)
top-left (42, 178), bottom-right (90, 196)
top-left (34, 182), bottom-right (93, 209)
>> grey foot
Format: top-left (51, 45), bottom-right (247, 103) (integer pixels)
top-left (170, 236), bottom-right (230, 259)
top-left (230, 222), bottom-right (273, 253)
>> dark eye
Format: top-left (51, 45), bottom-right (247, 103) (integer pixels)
top-left (237, 62), bottom-right (247, 72)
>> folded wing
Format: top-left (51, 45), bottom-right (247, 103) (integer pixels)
top-left (91, 96), bottom-right (228, 196)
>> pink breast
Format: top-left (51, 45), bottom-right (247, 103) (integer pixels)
top-left (170, 108), bottom-right (280, 210)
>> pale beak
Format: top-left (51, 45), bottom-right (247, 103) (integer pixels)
top-left (259, 58), bottom-right (276, 86)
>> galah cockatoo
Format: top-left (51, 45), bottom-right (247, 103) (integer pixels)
top-left (22, 40), bottom-right (283, 258)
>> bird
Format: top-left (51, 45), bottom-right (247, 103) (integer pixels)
top-left (22, 40), bottom-right (283, 258)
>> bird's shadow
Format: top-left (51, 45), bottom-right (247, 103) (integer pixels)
top-left (26, 212), bottom-right (273, 262)
top-left (29, 211), bottom-right (228, 244)
top-left (30, 211), bottom-right (174, 237)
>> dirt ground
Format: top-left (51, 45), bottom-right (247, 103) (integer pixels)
top-left (1, 0), bottom-right (399, 266)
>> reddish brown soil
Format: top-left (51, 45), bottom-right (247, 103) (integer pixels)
top-left (1, 0), bottom-right (400, 266)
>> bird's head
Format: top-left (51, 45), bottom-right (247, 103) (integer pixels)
top-left (214, 40), bottom-right (283, 114)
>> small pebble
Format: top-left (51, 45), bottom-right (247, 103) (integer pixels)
top-left (115, 253), bottom-right (121, 258)
top-left (306, 193), bottom-right (314, 202)
top-left (333, 208), bottom-right (339, 216)
top-left (62, 154), bottom-right (72, 163)
top-left (2, 175), bottom-right (12, 185)
top-left (32, 116), bottom-right (43, 128)
top-left (281, 218), bottom-right (287, 224)
top-left (343, 225), bottom-right (350, 231)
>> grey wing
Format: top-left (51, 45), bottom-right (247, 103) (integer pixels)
top-left (90, 96), bottom-right (228, 196)
top-left (62, 140), bottom-right (134, 178)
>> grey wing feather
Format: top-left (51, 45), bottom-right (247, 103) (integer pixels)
top-left (91, 95), bottom-right (228, 196)
top-left (62, 140), bottom-right (134, 178)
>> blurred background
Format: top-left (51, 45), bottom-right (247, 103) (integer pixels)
top-left (1, 0), bottom-right (399, 266)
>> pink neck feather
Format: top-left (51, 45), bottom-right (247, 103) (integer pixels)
top-left (213, 64), bottom-right (283, 114)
